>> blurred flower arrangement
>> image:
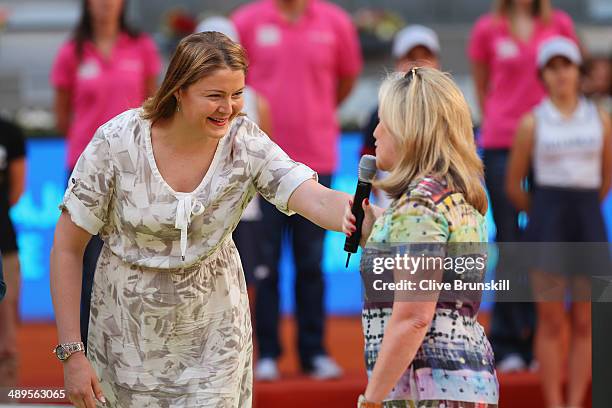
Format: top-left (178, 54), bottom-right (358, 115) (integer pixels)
top-left (353, 8), bottom-right (405, 58)
top-left (157, 7), bottom-right (197, 55)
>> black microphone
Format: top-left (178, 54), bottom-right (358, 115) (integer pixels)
top-left (344, 155), bottom-right (377, 267)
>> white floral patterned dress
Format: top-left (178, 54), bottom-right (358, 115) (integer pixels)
top-left (60, 109), bottom-right (316, 407)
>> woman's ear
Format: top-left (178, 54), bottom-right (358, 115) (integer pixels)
top-left (173, 89), bottom-right (183, 113)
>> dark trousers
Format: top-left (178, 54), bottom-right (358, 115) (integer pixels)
top-left (483, 149), bottom-right (535, 364)
top-left (255, 174), bottom-right (331, 371)
top-left (80, 235), bottom-right (103, 350)
top-left (233, 220), bottom-right (262, 285)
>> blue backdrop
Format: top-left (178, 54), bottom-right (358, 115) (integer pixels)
top-left (11, 135), bottom-right (612, 320)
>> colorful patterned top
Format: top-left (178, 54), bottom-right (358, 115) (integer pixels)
top-left (360, 177), bottom-right (499, 405)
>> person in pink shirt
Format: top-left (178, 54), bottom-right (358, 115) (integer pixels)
top-left (232, 0), bottom-right (362, 380)
top-left (52, 0), bottom-right (161, 171)
top-left (468, 0), bottom-right (579, 372)
top-left (50, 0), bottom-right (161, 351)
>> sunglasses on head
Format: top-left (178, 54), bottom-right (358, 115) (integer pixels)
top-left (404, 67), bottom-right (420, 83)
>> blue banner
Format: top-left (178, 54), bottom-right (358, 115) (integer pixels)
top-left (11, 136), bottom-right (612, 320)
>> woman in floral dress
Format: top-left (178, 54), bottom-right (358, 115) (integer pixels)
top-left (50, 32), bottom-right (353, 408)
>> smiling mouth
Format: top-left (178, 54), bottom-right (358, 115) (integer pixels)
top-left (208, 117), bottom-right (229, 127)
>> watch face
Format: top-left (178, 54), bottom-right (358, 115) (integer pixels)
top-left (55, 345), bottom-right (69, 361)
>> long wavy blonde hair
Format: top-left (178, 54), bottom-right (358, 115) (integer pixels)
top-left (375, 68), bottom-right (488, 215)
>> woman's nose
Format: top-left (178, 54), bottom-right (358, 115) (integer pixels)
top-left (218, 99), bottom-right (231, 114)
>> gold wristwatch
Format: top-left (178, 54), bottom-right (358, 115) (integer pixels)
top-left (53, 342), bottom-right (85, 361)
top-left (358, 394), bottom-right (383, 408)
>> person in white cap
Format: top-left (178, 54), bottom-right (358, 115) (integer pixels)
top-left (362, 25), bottom-right (441, 157)
top-left (507, 36), bottom-right (612, 408)
top-left (361, 25), bottom-right (441, 207)
top-left (391, 25), bottom-right (440, 72)
top-left (469, 1), bottom-right (580, 375)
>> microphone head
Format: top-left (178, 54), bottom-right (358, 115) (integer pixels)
top-left (358, 155), bottom-right (377, 182)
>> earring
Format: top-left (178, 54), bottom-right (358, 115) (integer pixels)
top-left (176, 103), bottom-right (181, 113)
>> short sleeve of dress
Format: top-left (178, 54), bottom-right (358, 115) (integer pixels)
top-left (333, 7), bottom-right (363, 78)
top-left (553, 9), bottom-right (579, 44)
top-left (5, 121), bottom-right (26, 161)
top-left (468, 15), bottom-right (493, 64)
top-left (385, 195), bottom-right (450, 282)
top-left (389, 196), bottom-right (449, 244)
top-left (50, 42), bottom-right (77, 91)
top-left (60, 127), bottom-right (114, 235)
top-left (242, 122), bottom-right (317, 215)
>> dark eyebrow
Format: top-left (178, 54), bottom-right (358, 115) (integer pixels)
top-left (203, 87), bottom-right (246, 94)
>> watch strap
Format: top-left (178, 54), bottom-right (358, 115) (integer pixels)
top-left (358, 394), bottom-right (383, 408)
top-left (54, 341), bottom-right (85, 361)
top-left (62, 342), bottom-right (85, 353)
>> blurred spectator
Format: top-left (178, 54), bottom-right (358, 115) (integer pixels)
top-left (583, 55), bottom-right (612, 114)
top-left (361, 25), bottom-right (440, 208)
top-left (506, 37), bottom-right (611, 407)
top-left (0, 252), bottom-right (6, 302)
top-left (50, 0), bottom-right (161, 349)
top-left (160, 7), bottom-right (198, 54)
top-left (0, 118), bottom-right (26, 399)
top-left (232, 0), bottom-right (362, 380)
top-left (195, 16), bottom-right (273, 291)
top-left (0, 253), bottom-right (4, 302)
top-left (468, 0), bottom-right (579, 372)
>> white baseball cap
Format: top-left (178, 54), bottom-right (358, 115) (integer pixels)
top-left (195, 16), bottom-right (240, 43)
top-left (392, 25), bottom-right (440, 60)
top-left (537, 36), bottom-right (582, 68)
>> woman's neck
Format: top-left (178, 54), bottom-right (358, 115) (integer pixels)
top-left (92, 19), bottom-right (120, 44)
top-left (158, 115), bottom-right (219, 151)
top-left (508, 3), bottom-right (535, 40)
top-left (510, 1), bottom-right (533, 18)
top-left (550, 93), bottom-right (580, 117)
top-left (275, 0), bottom-right (308, 22)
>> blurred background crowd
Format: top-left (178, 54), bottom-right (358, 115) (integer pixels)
top-left (0, 0), bottom-right (610, 131)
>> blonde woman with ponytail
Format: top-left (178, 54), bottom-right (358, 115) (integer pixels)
top-left (343, 68), bottom-right (498, 408)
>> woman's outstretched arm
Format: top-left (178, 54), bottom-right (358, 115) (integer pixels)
top-left (288, 179), bottom-right (383, 234)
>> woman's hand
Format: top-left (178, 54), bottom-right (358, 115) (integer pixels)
top-left (63, 353), bottom-right (106, 407)
top-left (342, 198), bottom-right (377, 248)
